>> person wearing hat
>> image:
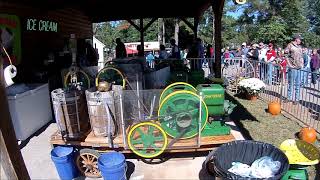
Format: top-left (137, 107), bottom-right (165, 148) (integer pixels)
top-left (284, 34), bottom-right (304, 104)
top-left (247, 44), bottom-right (259, 61)
top-left (258, 42), bottom-right (267, 79)
top-left (241, 42), bottom-right (249, 67)
top-left (266, 43), bottom-right (277, 84)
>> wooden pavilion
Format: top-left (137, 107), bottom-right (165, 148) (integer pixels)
top-left (0, 0), bottom-right (226, 178)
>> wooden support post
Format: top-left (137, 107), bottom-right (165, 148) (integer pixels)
top-left (0, 58), bottom-right (30, 180)
top-left (139, 18), bottom-right (144, 56)
top-left (212, 0), bottom-right (225, 78)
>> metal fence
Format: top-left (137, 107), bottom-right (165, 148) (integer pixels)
top-left (222, 57), bottom-right (320, 132)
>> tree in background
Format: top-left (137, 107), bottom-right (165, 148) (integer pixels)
top-left (94, 0), bottom-right (320, 51)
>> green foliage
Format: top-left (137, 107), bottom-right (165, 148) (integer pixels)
top-left (255, 17), bottom-right (288, 46)
top-left (93, 0), bottom-right (320, 51)
top-left (302, 32), bottom-right (320, 48)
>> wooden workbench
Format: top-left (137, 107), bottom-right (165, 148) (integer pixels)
top-left (50, 127), bottom-right (235, 153)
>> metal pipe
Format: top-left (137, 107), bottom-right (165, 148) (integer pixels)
top-left (119, 94), bottom-right (127, 148)
top-left (74, 91), bottom-right (81, 133)
top-left (198, 92), bottom-right (203, 148)
top-left (105, 102), bottom-right (112, 148)
top-left (136, 74), bottom-right (142, 120)
top-left (149, 95), bottom-right (156, 119)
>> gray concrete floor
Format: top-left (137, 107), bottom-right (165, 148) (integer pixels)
top-left (1, 122), bottom-right (244, 180)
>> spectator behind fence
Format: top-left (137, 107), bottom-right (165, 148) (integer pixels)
top-left (284, 34), bottom-right (304, 105)
top-left (311, 49), bottom-right (319, 85)
top-left (248, 44), bottom-right (259, 61)
top-left (266, 43), bottom-right (276, 85)
top-left (115, 38), bottom-right (127, 58)
top-left (241, 42), bottom-right (249, 67)
top-left (301, 48), bottom-right (311, 86)
top-left (170, 39), bottom-right (181, 59)
top-left (159, 44), bottom-right (169, 59)
top-left (146, 52), bottom-right (155, 69)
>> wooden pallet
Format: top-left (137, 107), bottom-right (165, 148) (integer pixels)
top-left (50, 128), bottom-right (235, 153)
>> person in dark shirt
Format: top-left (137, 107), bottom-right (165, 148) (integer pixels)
top-left (311, 49), bottom-right (320, 85)
top-left (115, 38), bottom-right (127, 58)
top-left (170, 39), bottom-right (180, 59)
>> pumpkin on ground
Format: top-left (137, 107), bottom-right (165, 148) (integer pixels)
top-left (268, 101), bottom-right (281, 115)
top-left (299, 127), bottom-right (317, 144)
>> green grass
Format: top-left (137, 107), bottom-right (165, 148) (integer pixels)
top-left (227, 94), bottom-right (320, 179)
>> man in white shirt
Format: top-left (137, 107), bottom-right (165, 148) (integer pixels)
top-left (258, 42), bottom-right (268, 80)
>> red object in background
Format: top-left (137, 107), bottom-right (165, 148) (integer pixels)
top-left (210, 47), bottom-right (214, 57)
top-left (125, 47), bottom-right (138, 55)
top-left (280, 57), bottom-right (287, 80)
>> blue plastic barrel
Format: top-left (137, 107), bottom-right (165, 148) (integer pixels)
top-left (98, 152), bottom-right (127, 180)
top-left (51, 146), bottom-right (78, 180)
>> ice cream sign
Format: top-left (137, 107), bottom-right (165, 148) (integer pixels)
top-left (26, 18), bottom-right (58, 32)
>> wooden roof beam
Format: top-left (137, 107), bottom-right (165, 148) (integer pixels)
top-left (126, 19), bottom-right (141, 31)
top-left (142, 18), bottom-right (157, 32)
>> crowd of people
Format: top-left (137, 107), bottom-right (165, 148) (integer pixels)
top-left (222, 35), bottom-right (320, 104)
top-left (114, 35), bottom-right (320, 104)
top-left (114, 37), bottom-right (214, 71)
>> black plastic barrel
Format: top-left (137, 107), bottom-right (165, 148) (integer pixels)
top-left (213, 140), bottom-right (289, 180)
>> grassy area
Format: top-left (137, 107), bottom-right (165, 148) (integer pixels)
top-left (226, 93), bottom-right (319, 179)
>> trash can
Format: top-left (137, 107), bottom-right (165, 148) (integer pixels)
top-left (212, 140), bottom-right (289, 179)
top-left (98, 152), bottom-right (127, 180)
top-left (51, 146), bottom-right (78, 180)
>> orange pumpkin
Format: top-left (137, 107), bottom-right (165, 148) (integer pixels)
top-left (299, 127), bottom-right (317, 144)
top-left (268, 101), bottom-right (281, 115)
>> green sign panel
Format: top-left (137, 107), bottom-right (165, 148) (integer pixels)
top-left (0, 14), bottom-right (21, 65)
top-left (26, 19), bottom-right (58, 32)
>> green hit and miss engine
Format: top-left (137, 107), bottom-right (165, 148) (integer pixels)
top-left (158, 82), bottom-right (235, 139)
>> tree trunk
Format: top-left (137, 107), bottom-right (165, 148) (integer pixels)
top-left (174, 19), bottom-right (179, 45)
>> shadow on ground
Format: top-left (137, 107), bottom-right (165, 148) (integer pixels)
top-left (199, 161), bottom-right (215, 180)
top-left (19, 120), bottom-right (55, 149)
top-left (226, 93), bottom-right (256, 140)
top-left (125, 151), bottom-right (211, 163)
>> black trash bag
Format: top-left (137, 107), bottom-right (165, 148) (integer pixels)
top-left (213, 140), bottom-right (289, 180)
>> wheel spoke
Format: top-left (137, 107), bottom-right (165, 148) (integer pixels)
top-left (90, 156), bottom-right (96, 163)
top-left (80, 155), bottom-right (87, 163)
top-left (136, 128), bottom-right (145, 137)
top-left (86, 154), bottom-right (90, 162)
top-left (151, 144), bottom-right (157, 149)
top-left (85, 168), bottom-right (89, 173)
top-left (132, 138), bottom-right (144, 145)
top-left (147, 126), bottom-right (155, 136)
top-left (154, 136), bottom-right (164, 142)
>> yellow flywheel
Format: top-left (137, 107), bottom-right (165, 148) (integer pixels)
top-left (159, 82), bottom-right (197, 105)
top-left (128, 122), bottom-right (168, 158)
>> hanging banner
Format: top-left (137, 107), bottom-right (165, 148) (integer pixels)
top-left (0, 14), bottom-right (21, 65)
